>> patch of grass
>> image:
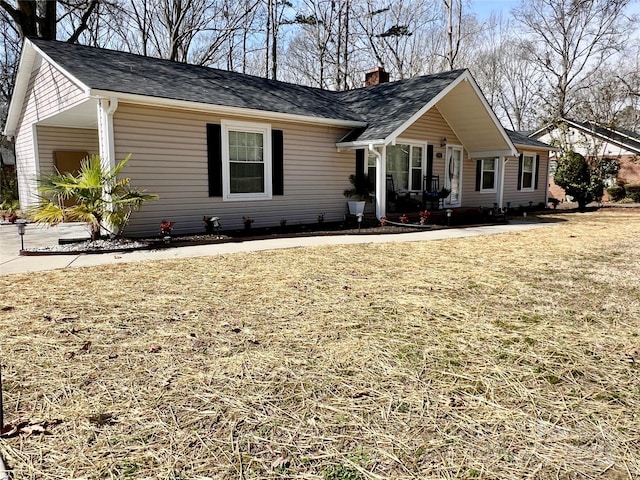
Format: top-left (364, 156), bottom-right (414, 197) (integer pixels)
top-left (0, 210), bottom-right (639, 479)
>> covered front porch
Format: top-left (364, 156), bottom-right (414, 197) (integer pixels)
top-left (337, 70), bottom-right (518, 220)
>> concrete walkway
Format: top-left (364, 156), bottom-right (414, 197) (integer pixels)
top-left (0, 221), bottom-right (554, 275)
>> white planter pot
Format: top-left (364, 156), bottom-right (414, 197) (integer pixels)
top-left (348, 201), bottom-right (366, 215)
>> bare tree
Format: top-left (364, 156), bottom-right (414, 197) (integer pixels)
top-left (0, 7), bottom-right (19, 132)
top-left (263, 0), bottom-right (293, 79)
top-left (443, 0), bottom-right (461, 70)
top-left (353, 0), bottom-right (442, 81)
top-left (470, 14), bottom-right (544, 131)
top-left (513, 0), bottom-right (635, 121)
top-left (0, 0), bottom-right (99, 41)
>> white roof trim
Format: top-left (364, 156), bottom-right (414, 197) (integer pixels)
top-left (463, 73), bottom-right (518, 156)
top-left (562, 118), bottom-right (640, 155)
top-left (4, 39), bottom-right (92, 137)
top-left (384, 70), bottom-right (518, 156)
top-left (90, 89), bottom-right (367, 128)
top-left (384, 72), bottom-right (468, 146)
top-left (335, 139), bottom-right (385, 149)
top-left (468, 149), bottom-right (517, 158)
top-left (512, 142), bottom-right (557, 152)
top-left (530, 118), bottom-right (639, 154)
top-left (4, 41), bottom-right (37, 136)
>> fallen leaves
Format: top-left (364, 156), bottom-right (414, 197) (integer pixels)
top-left (624, 347), bottom-right (639, 364)
top-left (0, 420), bottom-right (61, 438)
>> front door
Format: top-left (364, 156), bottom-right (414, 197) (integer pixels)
top-left (445, 146), bottom-right (462, 207)
top-left (53, 150), bottom-right (88, 207)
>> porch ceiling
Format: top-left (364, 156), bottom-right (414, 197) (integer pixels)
top-left (436, 80), bottom-right (515, 158)
top-left (38, 98), bottom-right (98, 129)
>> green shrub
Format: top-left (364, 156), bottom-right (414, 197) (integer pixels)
top-left (554, 151), bottom-right (604, 210)
top-left (606, 185), bottom-right (626, 202)
top-left (624, 184), bottom-right (640, 202)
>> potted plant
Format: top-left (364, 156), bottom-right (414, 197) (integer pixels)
top-left (343, 174), bottom-right (373, 215)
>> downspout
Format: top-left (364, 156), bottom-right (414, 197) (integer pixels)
top-left (97, 97), bottom-right (119, 234)
top-left (369, 144), bottom-right (386, 219)
top-left (97, 97), bottom-right (118, 171)
top-left (544, 154), bottom-right (550, 206)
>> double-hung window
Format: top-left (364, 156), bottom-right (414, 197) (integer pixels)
top-left (221, 120), bottom-right (272, 201)
top-left (480, 158), bottom-right (497, 192)
top-left (521, 153), bottom-right (535, 190)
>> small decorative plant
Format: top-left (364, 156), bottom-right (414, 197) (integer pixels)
top-left (438, 187), bottom-right (451, 199)
top-left (380, 216), bottom-right (387, 226)
top-left (343, 174), bottom-right (372, 201)
top-left (242, 216), bottom-right (254, 229)
top-left (280, 218), bottom-right (287, 229)
top-left (317, 213), bottom-right (325, 224)
top-left (419, 210), bottom-right (430, 225)
top-left (1, 200), bottom-right (20, 223)
top-left (399, 214), bottom-right (409, 224)
top-left (160, 219), bottom-right (174, 236)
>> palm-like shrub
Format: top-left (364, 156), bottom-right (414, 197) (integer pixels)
top-left (30, 154), bottom-right (157, 240)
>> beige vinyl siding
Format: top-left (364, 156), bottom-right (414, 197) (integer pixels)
top-left (36, 126), bottom-right (99, 175)
top-left (113, 103), bottom-right (355, 236)
top-left (461, 158), bottom-right (497, 207)
top-left (398, 106), bottom-right (462, 184)
top-left (503, 151), bottom-right (549, 207)
top-left (13, 59), bottom-right (88, 208)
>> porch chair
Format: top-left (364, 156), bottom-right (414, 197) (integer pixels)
top-left (386, 174), bottom-right (398, 210)
top-left (422, 175), bottom-right (441, 210)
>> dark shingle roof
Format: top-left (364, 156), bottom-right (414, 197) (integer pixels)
top-left (28, 40), bottom-right (471, 143)
top-left (31, 39), bottom-right (362, 123)
top-left (507, 129), bottom-right (555, 150)
top-left (335, 70), bottom-right (467, 141)
top-left (567, 120), bottom-right (640, 154)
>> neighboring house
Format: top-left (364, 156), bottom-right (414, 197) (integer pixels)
top-left (530, 118), bottom-right (640, 200)
top-left (4, 39), bottom-right (554, 236)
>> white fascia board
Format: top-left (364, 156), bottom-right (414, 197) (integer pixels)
top-left (468, 149), bottom-right (516, 158)
top-left (4, 39), bottom-right (92, 137)
top-left (3, 40), bottom-right (37, 136)
top-left (513, 143), bottom-right (558, 152)
top-left (385, 72), bottom-right (468, 145)
top-left (336, 139), bottom-right (385, 150)
top-left (463, 72), bottom-right (519, 156)
top-left (89, 89), bottom-right (367, 128)
top-left (30, 41), bottom-right (91, 96)
top-left (384, 70), bottom-right (518, 157)
top-left (564, 118), bottom-right (640, 155)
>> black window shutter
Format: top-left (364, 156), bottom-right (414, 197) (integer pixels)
top-left (272, 129), bottom-right (284, 195)
top-left (426, 144), bottom-right (434, 184)
top-left (534, 154), bottom-right (540, 190)
top-left (475, 159), bottom-right (482, 191)
top-left (355, 149), bottom-right (365, 190)
top-left (207, 124), bottom-right (222, 197)
top-left (517, 154), bottom-right (523, 190)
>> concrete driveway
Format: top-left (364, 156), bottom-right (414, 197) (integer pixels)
top-left (1, 221), bottom-right (554, 276)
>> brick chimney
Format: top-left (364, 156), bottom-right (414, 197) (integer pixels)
top-left (365, 67), bottom-right (389, 86)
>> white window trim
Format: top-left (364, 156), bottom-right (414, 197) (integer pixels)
top-left (480, 157), bottom-right (498, 193)
top-left (521, 152), bottom-right (536, 191)
top-left (445, 144), bottom-right (463, 207)
top-left (385, 139), bottom-right (427, 192)
top-left (221, 119), bottom-right (272, 201)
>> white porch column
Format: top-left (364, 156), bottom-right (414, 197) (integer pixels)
top-left (97, 97), bottom-right (118, 170)
top-left (497, 156), bottom-right (507, 209)
top-left (371, 144), bottom-right (386, 219)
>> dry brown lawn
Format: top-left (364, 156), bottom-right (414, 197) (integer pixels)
top-left (1, 209), bottom-right (639, 479)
